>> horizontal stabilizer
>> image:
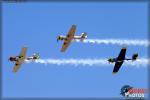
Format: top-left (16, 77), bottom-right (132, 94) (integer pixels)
top-left (132, 53), bottom-right (138, 60)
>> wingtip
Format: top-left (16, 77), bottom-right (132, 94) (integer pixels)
top-left (72, 24), bottom-right (77, 27)
top-left (112, 72), bottom-right (117, 74)
top-left (122, 47), bottom-right (126, 50)
top-left (61, 50), bottom-right (65, 52)
top-left (12, 70), bottom-right (17, 73)
top-left (22, 46), bottom-right (28, 48)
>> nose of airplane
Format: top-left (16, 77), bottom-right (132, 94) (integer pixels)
top-left (57, 35), bottom-right (60, 42)
top-left (8, 57), bottom-right (10, 61)
top-left (9, 57), bottom-right (13, 61)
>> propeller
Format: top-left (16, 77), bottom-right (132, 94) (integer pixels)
top-left (57, 35), bottom-right (60, 42)
top-left (108, 58), bottom-right (114, 63)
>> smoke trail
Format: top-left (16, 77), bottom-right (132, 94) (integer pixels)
top-left (74, 39), bottom-right (150, 47)
top-left (35, 59), bottom-right (107, 66)
top-left (124, 58), bottom-right (150, 67)
top-left (35, 58), bottom-right (150, 67)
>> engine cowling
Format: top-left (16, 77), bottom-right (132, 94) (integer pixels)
top-left (108, 58), bottom-right (115, 63)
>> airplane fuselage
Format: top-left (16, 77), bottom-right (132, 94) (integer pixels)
top-left (58, 35), bottom-right (86, 40)
top-left (9, 54), bottom-right (39, 62)
top-left (57, 33), bottom-right (87, 42)
top-left (9, 56), bottom-right (31, 62)
top-left (109, 58), bottom-right (132, 63)
top-left (9, 56), bottom-right (18, 62)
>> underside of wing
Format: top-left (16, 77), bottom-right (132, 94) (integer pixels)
top-left (19, 47), bottom-right (27, 58)
top-left (117, 48), bottom-right (126, 61)
top-left (61, 40), bottom-right (71, 52)
top-left (61, 25), bottom-right (76, 52)
top-left (13, 59), bottom-right (23, 72)
top-left (112, 61), bottom-right (124, 74)
top-left (12, 47), bottom-right (27, 72)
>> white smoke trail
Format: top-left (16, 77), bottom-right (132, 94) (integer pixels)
top-left (35, 58), bottom-right (150, 67)
top-left (35, 59), bottom-right (107, 66)
top-left (74, 39), bottom-right (150, 47)
top-left (124, 58), bottom-right (150, 67)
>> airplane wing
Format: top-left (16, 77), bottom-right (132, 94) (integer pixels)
top-left (13, 47), bottom-right (27, 72)
top-left (112, 48), bottom-right (126, 74)
top-left (117, 47), bottom-right (126, 61)
top-left (61, 25), bottom-right (76, 52)
top-left (112, 61), bottom-right (124, 74)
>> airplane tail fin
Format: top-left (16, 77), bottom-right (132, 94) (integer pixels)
top-left (81, 32), bottom-right (87, 39)
top-left (132, 53), bottom-right (138, 61)
top-left (33, 53), bottom-right (40, 60)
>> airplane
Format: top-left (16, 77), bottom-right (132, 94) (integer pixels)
top-left (9, 47), bottom-right (40, 72)
top-left (108, 47), bottom-right (138, 74)
top-left (57, 25), bottom-right (87, 52)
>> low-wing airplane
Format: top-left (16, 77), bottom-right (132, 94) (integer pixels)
top-left (108, 47), bottom-right (138, 74)
top-left (9, 47), bottom-right (40, 72)
top-left (57, 25), bottom-right (87, 52)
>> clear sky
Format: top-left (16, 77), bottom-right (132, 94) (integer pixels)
top-left (2, 2), bottom-right (148, 98)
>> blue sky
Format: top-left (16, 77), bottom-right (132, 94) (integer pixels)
top-left (2, 2), bottom-right (148, 98)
